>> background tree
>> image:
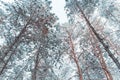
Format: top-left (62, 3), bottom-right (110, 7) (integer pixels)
top-left (65, 0), bottom-right (120, 79)
top-left (0, 0), bottom-right (63, 80)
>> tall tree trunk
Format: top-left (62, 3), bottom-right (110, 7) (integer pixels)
top-left (2, 19), bottom-right (31, 60)
top-left (74, 0), bottom-right (120, 69)
top-left (67, 31), bottom-right (83, 80)
top-left (0, 19), bottom-right (31, 75)
top-left (32, 48), bottom-right (40, 80)
top-left (89, 28), bottom-right (113, 80)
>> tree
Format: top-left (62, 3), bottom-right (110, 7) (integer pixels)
top-left (65, 0), bottom-right (120, 79)
top-left (0, 0), bottom-right (62, 80)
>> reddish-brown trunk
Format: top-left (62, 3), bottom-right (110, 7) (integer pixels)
top-left (67, 31), bottom-right (83, 80)
top-left (89, 28), bottom-right (113, 80)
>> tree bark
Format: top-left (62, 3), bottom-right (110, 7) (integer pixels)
top-left (74, 0), bottom-right (120, 69)
top-left (32, 51), bottom-right (39, 80)
top-left (67, 31), bottom-right (83, 80)
top-left (0, 19), bottom-right (30, 75)
top-left (89, 28), bottom-right (113, 80)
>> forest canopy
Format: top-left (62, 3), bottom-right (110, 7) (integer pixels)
top-left (0, 0), bottom-right (120, 80)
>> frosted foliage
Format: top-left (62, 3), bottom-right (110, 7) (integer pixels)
top-left (65, 0), bottom-right (120, 80)
top-left (0, 0), bottom-right (120, 80)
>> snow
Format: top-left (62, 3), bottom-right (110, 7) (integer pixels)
top-left (0, 37), bottom-right (5, 45)
top-left (1, 0), bottom-right (14, 3)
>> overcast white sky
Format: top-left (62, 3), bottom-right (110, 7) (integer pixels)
top-left (51, 0), bottom-right (68, 23)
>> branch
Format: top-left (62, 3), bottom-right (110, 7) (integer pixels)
top-left (74, 0), bottom-right (120, 69)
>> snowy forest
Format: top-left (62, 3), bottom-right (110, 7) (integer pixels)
top-left (0, 0), bottom-right (120, 80)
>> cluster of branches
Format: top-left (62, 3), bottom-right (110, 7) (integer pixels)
top-left (64, 0), bottom-right (120, 80)
top-left (0, 0), bottom-right (120, 80)
top-left (0, 0), bottom-right (62, 80)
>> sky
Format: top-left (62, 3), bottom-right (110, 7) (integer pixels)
top-left (51, 0), bottom-right (68, 23)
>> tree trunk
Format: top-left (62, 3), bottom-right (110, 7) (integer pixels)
top-left (74, 0), bottom-right (120, 69)
top-left (67, 31), bottom-right (83, 80)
